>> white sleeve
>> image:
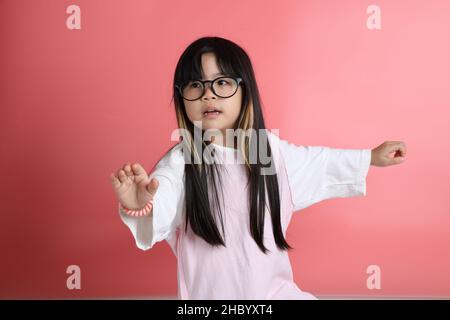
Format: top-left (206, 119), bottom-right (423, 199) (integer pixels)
top-left (269, 131), bottom-right (371, 212)
top-left (118, 144), bottom-right (185, 251)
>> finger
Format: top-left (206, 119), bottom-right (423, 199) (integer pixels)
top-left (394, 149), bottom-right (406, 158)
top-left (390, 156), bottom-right (405, 165)
top-left (123, 163), bottom-right (133, 176)
top-left (118, 169), bottom-right (128, 183)
top-left (110, 173), bottom-right (121, 188)
top-left (394, 143), bottom-right (407, 157)
top-left (146, 178), bottom-right (159, 197)
top-left (131, 163), bottom-right (147, 176)
top-left (387, 142), bottom-right (407, 156)
top-left (401, 143), bottom-right (407, 156)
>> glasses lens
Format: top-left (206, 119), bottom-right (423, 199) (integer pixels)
top-left (181, 80), bottom-right (204, 100)
top-left (213, 77), bottom-right (238, 98)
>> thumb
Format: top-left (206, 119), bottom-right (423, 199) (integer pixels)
top-left (146, 177), bottom-right (159, 197)
top-left (131, 163), bottom-right (148, 176)
top-left (386, 141), bottom-right (407, 157)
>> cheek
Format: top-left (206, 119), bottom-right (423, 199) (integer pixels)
top-left (229, 103), bottom-right (241, 120)
top-left (184, 102), bottom-right (202, 121)
top-left (228, 90), bottom-right (242, 118)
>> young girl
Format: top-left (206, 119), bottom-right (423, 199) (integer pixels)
top-left (110, 36), bottom-right (406, 300)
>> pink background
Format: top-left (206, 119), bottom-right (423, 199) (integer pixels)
top-left (1, 0), bottom-right (449, 298)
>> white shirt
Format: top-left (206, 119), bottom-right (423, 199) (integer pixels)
top-left (118, 130), bottom-right (371, 299)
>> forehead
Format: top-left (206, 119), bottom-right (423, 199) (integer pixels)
top-left (198, 72), bottom-right (226, 81)
top-left (200, 53), bottom-right (224, 79)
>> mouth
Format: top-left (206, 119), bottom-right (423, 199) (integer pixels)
top-left (203, 107), bottom-right (222, 118)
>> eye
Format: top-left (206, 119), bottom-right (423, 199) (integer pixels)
top-left (217, 80), bottom-right (229, 86)
top-left (190, 81), bottom-right (201, 88)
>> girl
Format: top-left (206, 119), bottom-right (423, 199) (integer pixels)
top-left (110, 37), bottom-right (406, 300)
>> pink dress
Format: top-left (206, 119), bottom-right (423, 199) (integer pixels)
top-left (119, 130), bottom-right (371, 299)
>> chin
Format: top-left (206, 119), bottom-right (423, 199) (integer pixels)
top-left (202, 124), bottom-right (225, 132)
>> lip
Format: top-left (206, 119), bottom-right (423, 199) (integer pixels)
top-left (203, 110), bottom-right (222, 119)
top-left (202, 106), bottom-right (222, 118)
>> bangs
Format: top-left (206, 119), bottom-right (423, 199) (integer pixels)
top-left (178, 47), bottom-right (241, 83)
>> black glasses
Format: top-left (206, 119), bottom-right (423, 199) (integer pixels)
top-left (175, 76), bottom-right (243, 101)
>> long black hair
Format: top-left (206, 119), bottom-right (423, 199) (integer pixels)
top-left (171, 36), bottom-right (292, 254)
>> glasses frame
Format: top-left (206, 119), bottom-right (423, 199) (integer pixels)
top-left (175, 76), bottom-right (243, 101)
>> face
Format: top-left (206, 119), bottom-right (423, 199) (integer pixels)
top-left (183, 53), bottom-right (242, 143)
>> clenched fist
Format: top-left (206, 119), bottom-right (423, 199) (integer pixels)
top-left (110, 163), bottom-right (159, 216)
top-left (371, 141), bottom-right (407, 167)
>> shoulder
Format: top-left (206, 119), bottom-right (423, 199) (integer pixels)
top-left (265, 128), bottom-right (288, 162)
top-left (261, 129), bottom-right (286, 175)
top-left (265, 129), bottom-right (302, 152)
top-left (265, 129), bottom-right (281, 146)
top-left (265, 129), bottom-right (313, 163)
top-left (264, 129), bottom-right (314, 173)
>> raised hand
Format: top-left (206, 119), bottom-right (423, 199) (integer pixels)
top-left (110, 163), bottom-right (159, 216)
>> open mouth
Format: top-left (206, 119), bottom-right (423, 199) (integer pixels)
top-left (203, 109), bottom-right (222, 117)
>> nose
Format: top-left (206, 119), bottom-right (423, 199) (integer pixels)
top-left (201, 82), bottom-right (216, 100)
